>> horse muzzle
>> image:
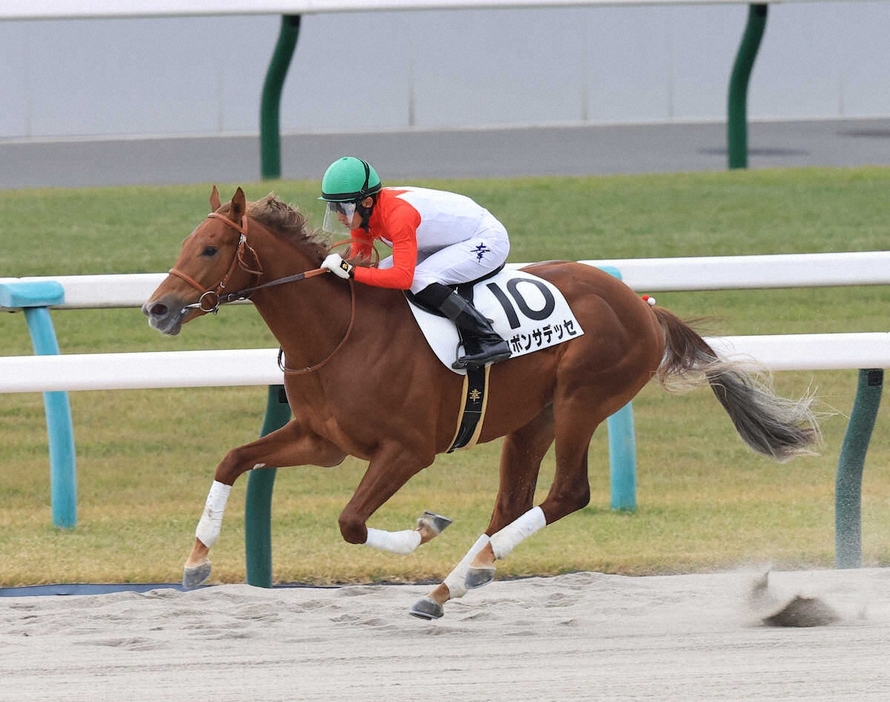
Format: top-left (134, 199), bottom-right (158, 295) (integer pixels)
top-left (142, 294), bottom-right (190, 336)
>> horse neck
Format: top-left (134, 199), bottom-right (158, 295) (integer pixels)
top-left (246, 228), bottom-right (352, 367)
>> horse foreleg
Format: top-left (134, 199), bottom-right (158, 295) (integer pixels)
top-left (361, 510), bottom-right (453, 554)
top-left (182, 480), bottom-right (230, 588)
top-left (337, 442), bottom-right (442, 555)
top-left (182, 421), bottom-right (345, 588)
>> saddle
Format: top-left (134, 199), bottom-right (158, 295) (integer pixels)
top-left (405, 268), bottom-right (583, 374)
top-left (405, 268), bottom-right (584, 452)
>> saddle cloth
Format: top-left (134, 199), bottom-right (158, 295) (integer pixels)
top-left (407, 268), bottom-right (584, 374)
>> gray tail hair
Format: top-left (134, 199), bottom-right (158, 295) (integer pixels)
top-left (651, 307), bottom-right (822, 462)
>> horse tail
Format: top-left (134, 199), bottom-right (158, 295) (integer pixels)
top-left (650, 306), bottom-right (822, 462)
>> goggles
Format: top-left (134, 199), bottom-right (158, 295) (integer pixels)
top-left (322, 201), bottom-right (357, 237)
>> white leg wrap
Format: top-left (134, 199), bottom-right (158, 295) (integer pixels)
top-left (490, 506), bottom-right (547, 560)
top-left (443, 535), bottom-right (491, 599)
top-left (364, 528), bottom-right (422, 555)
top-left (195, 481), bottom-right (232, 548)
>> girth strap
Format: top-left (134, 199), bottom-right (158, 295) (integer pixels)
top-left (447, 364), bottom-right (491, 453)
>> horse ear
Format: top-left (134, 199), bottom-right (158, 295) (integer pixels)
top-left (231, 187), bottom-right (246, 221)
top-left (209, 185), bottom-right (221, 212)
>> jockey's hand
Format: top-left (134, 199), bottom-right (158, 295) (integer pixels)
top-left (321, 253), bottom-right (354, 279)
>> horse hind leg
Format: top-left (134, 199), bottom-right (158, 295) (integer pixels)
top-left (464, 402), bottom-right (599, 591)
top-left (410, 409), bottom-right (554, 620)
top-left (411, 446), bottom-right (552, 619)
top-left (410, 534), bottom-right (493, 620)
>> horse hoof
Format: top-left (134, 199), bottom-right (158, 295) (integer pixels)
top-left (409, 596), bottom-right (445, 620)
top-left (182, 561), bottom-right (212, 589)
top-left (417, 511), bottom-right (453, 535)
top-left (465, 565), bottom-right (496, 590)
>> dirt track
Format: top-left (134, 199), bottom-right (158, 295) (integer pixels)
top-left (2, 568), bottom-right (888, 701)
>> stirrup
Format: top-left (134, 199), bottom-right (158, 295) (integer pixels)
top-left (452, 343), bottom-right (511, 370)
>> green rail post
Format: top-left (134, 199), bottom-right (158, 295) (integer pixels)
top-left (835, 369), bottom-right (883, 569)
top-left (245, 385), bottom-right (292, 587)
top-left (727, 4), bottom-right (768, 170)
top-left (260, 15), bottom-right (302, 180)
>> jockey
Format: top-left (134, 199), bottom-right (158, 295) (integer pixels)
top-left (318, 156), bottom-right (512, 370)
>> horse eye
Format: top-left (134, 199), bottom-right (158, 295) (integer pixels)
top-left (201, 245), bottom-right (219, 257)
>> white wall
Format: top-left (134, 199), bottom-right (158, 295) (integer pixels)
top-left (1, 3), bottom-right (888, 140)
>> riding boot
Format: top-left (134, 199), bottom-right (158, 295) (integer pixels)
top-left (449, 300), bottom-right (512, 369)
top-left (414, 283), bottom-right (511, 370)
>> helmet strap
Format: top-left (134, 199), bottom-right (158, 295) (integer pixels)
top-left (356, 193), bottom-right (377, 231)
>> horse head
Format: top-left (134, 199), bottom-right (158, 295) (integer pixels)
top-left (142, 186), bottom-right (264, 335)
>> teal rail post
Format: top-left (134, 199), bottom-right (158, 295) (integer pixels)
top-left (244, 385), bottom-right (292, 587)
top-left (727, 4), bottom-right (768, 169)
top-left (0, 281), bottom-right (76, 529)
top-left (835, 369), bottom-right (883, 569)
top-left (598, 266), bottom-right (637, 511)
top-left (608, 403), bottom-right (637, 511)
top-left (260, 15), bottom-right (301, 180)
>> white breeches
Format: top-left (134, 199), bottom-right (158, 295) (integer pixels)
top-left (378, 219), bottom-right (510, 294)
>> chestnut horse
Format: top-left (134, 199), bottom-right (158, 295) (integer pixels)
top-left (143, 188), bottom-right (819, 620)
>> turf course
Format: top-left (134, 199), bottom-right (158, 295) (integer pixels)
top-left (1, 167), bottom-right (888, 587)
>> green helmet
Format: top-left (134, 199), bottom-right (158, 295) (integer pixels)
top-left (320, 157), bottom-right (382, 203)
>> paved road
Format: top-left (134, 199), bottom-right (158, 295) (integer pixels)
top-left (2, 118), bottom-right (890, 190)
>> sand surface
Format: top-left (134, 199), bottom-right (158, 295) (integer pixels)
top-left (2, 568), bottom-right (888, 701)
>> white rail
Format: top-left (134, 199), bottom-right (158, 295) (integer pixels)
top-left (0, 349), bottom-right (282, 393)
top-left (3, 251), bottom-right (889, 310)
top-left (0, 333), bottom-right (888, 395)
top-left (0, 0), bottom-right (835, 22)
top-left (576, 251), bottom-right (890, 292)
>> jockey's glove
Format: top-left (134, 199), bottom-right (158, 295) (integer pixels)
top-left (321, 253), bottom-right (354, 279)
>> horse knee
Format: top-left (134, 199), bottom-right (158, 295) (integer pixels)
top-left (213, 448), bottom-right (251, 485)
top-left (338, 511), bottom-right (367, 545)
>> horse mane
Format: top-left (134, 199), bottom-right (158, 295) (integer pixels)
top-left (219, 194), bottom-right (329, 266)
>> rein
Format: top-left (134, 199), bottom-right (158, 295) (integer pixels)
top-left (172, 211), bottom-right (356, 375)
top-left (278, 278), bottom-right (356, 376)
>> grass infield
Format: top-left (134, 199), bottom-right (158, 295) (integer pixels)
top-left (1, 167), bottom-right (888, 586)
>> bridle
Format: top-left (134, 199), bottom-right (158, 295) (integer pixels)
top-left (172, 212), bottom-right (277, 314)
top-left (170, 211), bottom-right (355, 375)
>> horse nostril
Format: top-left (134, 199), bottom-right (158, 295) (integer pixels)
top-left (150, 303), bottom-right (168, 317)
